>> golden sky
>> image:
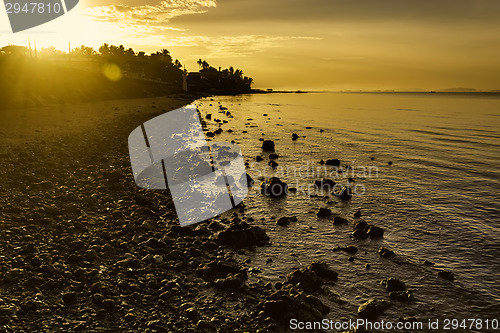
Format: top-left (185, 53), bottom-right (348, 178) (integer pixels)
top-left (1, 0), bottom-right (500, 90)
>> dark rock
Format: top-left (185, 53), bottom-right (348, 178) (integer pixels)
top-left (287, 269), bottom-right (322, 292)
top-left (367, 225), bottom-right (385, 238)
top-left (378, 247), bottom-right (395, 258)
top-left (307, 261), bottom-right (338, 281)
top-left (262, 140), bottom-right (275, 152)
top-left (316, 208), bottom-right (332, 218)
top-left (332, 245), bottom-right (358, 255)
top-left (438, 270), bottom-right (455, 281)
top-left (352, 229), bottom-right (369, 240)
top-left (277, 216), bottom-right (292, 226)
top-left (382, 278), bottom-right (406, 292)
top-left (319, 159), bottom-right (325, 165)
top-left (314, 178), bottom-right (336, 190)
top-left (292, 133), bottom-right (299, 140)
top-left (214, 273), bottom-right (246, 289)
top-left (354, 220), bottom-right (368, 231)
top-left (268, 160), bottom-right (279, 168)
top-left (388, 161), bottom-right (393, 165)
top-left (269, 153), bottom-right (279, 159)
top-left (260, 177), bottom-right (288, 197)
top-left (287, 261), bottom-right (337, 292)
top-left (256, 155), bottom-right (264, 162)
top-left (390, 290), bottom-right (414, 302)
top-left (333, 186), bottom-right (352, 200)
top-left (333, 216), bottom-right (349, 225)
top-left (354, 209), bottom-right (362, 218)
top-left (358, 299), bottom-right (391, 320)
top-left (217, 221), bottom-right (270, 248)
top-left (325, 159), bottom-right (341, 167)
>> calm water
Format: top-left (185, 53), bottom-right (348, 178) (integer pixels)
top-left (196, 92), bottom-right (500, 325)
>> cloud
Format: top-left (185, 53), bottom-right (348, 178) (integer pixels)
top-left (84, 0), bottom-right (216, 26)
top-left (166, 35), bottom-right (322, 57)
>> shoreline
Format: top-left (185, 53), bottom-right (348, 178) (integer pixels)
top-left (0, 94), bottom-right (332, 331)
top-left (2, 93), bottom-right (498, 331)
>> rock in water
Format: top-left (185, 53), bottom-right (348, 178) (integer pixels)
top-left (268, 160), bottom-right (279, 168)
top-left (262, 140), bottom-right (275, 151)
top-left (333, 216), bottom-right (349, 225)
top-left (277, 216), bottom-right (291, 226)
top-left (325, 159), bottom-right (341, 166)
top-left (217, 220), bottom-right (270, 248)
top-left (389, 290), bottom-right (414, 302)
top-left (438, 270), bottom-right (455, 281)
top-left (316, 208), bottom-right (332, 218)
top-left (367, 225), bottom-right (384, 238)
top-left (358, 299), bottom-right (391, 320)
top-left (381, 278), bottom-right (407, 291)
top-left (260, 177), bottom-right (288, 197)
top-left (314, 178), bottom-right (336, 190)
top-left (333, 186), bottom-right (352, 200)
top-left (378, 247), bottom-right (395, 258)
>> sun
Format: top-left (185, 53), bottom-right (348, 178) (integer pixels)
top-left (0, 3), bottom-right (120, 53)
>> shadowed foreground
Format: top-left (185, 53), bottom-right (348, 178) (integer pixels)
top-left (0, 96), bottom-right (336, 332)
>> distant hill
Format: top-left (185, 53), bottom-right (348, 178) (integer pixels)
top-left (438, 87), bottom-right (478, 92)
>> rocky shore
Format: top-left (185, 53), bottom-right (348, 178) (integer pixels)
top-left (0, 96), bottom-right (342, 332)
top-left (2, 95), bottom-right (495, 332)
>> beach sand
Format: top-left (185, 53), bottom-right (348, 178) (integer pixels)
top-left (1, 95), bottom-right (335, 332)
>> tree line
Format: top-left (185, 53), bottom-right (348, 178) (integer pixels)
top-left (0, 44), bottom-right (254, 94)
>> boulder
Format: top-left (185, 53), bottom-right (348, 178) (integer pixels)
top-left (367, 225), bottom-right (385, 238)
top-left (217, 220), bottom-right (270, 248)
top-left (352, 229), bottom-right (369, 240)
top-left (378, 247), bottom-right (395, 258)
top-left (333, 186), bottom-right (352, 200)
top-left (268, 160), bottom-right (279, 168)
top-left (317, 208), bottom-right (332, 218)
top-left (389, 290), bottom-right (414, 302)
top-left (332, 245), bottom-right (358, 254)
top-left (277, 216), bottom-right (291, 226)
top-left (325, 159), bottom-right (341, 167)
top-left (333, 216), bottom-right (349, 226)
top-left (269, 153), bottom-right (279, 159)
top-left (261, 177), bottom-right (288, 197)
top-left (314, 179), bottom-right (336, 189)
top-left (381, 278), bottom-right (406, 292)
top-left (262, 140), bottom-right (275, 151)
top-left (438, 270), bottom-right (455, 281)
top-left (287, 261), bottom-right (338, 292)
top-left (358, 299), bottom-right (391, 320)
